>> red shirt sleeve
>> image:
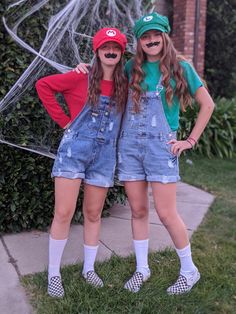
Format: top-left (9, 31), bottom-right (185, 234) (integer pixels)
top-left (35, 71), bottom-right (86, 128)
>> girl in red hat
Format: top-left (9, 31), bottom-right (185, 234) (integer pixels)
top-left (36, 27), bottom-right (127, 297)
top-left (76, 12), bottom-right (214, 296)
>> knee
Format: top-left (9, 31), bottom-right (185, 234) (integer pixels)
top-left (84, 207), bottom-right (101, 223)
top-left (158, 210), bottom-right (178, 226)
top-left (131, 205), bottom-right (148, 220)
top-left (54, 207), bottom-right (74, 224)
top-left (158, 213), bottom-right (170, 226)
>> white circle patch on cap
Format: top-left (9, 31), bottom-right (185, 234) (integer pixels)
top-left (143, 16), bottom-right (153, 22)
top-left (106, 30), bottom-right (117, 37)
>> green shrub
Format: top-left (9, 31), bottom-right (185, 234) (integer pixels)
top-left (0, 1), bottom-right (126, 233)
top-left (205, 0), bottom-right (236, 98)
top-left (179, 98), bottom-right (236, 158)
top-left (0, 144), bottom-right (126, 233)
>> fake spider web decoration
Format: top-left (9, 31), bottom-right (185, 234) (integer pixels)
top-left (0, 0), bottom-right (155, 158)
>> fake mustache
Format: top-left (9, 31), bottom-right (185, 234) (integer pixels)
top-left (104, 53), bottom-right (118, 59)
top-left (146, 41), bottom-right (160, 48)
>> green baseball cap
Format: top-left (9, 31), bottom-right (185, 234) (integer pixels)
top-left (133, 12), bottom-right (171, 39)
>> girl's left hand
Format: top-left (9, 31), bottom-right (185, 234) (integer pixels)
top-left (73, 63), bottom-right (90, 74)
top-left (167, 139), bottom-right (192, 156)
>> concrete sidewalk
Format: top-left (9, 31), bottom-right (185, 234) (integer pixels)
top-left (0, 182), bottom-right (214, 314)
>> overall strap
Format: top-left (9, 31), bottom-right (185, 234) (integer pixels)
top-left (156, 74), bottom-right (163, 96)
top-left (157, 74), bottom-right (163, 86)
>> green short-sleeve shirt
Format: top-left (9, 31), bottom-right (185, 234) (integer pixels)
top-left (125, 59), bottom-right (203, 130)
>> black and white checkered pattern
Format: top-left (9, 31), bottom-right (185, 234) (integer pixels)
top-left (167, 270), bottom-right (200, 295)
top-left (124, 272), bottom-right (147, 293)
top-left (83, 270), bottom-right (104, 288)
top-left (48, 276), bottom-right (64, 298)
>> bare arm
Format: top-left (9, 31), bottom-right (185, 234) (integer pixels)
top-left (169, 86), bottom-right (215, 156)
top-left (188, 86), bottom-right (215, 142)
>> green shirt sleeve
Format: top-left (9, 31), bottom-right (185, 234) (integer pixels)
top-left (180, 61), bottom-right (203, 97)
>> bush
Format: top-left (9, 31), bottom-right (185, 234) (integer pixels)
top-left (0, 1), bottom-right (126, 233)
top-left (0, 144), bottom-right (126, 233)
top-left (205, 0), bottom-right (236, 98)
top-left (179, 97), bottom-right (236, 158)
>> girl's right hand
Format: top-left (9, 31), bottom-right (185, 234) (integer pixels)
top-left (73, 63), bottom-right (90, 74)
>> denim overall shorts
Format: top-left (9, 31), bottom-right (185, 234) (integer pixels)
top-left (52, 96), bottom-right (122, 187)
top-left (118, 78), bottom-right (180, 184)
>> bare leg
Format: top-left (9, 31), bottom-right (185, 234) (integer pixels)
top-left (82, 184), bottom-right (108, 287)
top-left (83, 184), bottom-right (108, 245)
top-left (151, 182), bottom-right (189, 249)
top-left (151, 182), bottom-right (200, 295)
top-left (123, 181), bottom-right (150, 292)
top-left (48, 177), bottom-right (81, 297)
top-left (50, 177), bottom-right (82, 239)
top-left (125, 181), bottom-right (149, 240)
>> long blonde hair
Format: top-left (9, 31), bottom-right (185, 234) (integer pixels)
top-left (130, 32), bottom-right (193, 112)
top-left (88, 54), bottom-right (127, 112)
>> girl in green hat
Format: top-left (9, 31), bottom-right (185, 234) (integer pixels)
top-left (118, 12), bottom-right (214, 295)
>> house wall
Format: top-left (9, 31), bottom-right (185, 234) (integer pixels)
top-left (154, 0), bottom-right (207, 76)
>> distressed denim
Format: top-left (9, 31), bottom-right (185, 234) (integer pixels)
top-left (118, 85), bottom-right (180, 184)
top-left (52, 96), bottom-right (122, 187)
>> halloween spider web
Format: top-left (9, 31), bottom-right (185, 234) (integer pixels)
top-left (0, 0), bottom-right (156, 158)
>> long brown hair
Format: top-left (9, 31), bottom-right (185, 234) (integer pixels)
top-left (130, 32), bottom-right (194, 113)
top-left (88, 54), bottom-right (127, 112)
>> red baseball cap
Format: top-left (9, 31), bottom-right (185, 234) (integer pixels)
top-left (93, 28), bottom-right (127, 53)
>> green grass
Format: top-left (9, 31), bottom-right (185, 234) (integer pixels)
top-left (22, 155), bottom-right (236, 314)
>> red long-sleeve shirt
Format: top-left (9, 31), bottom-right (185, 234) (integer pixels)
top-left (35, 71), bottom-right (114, 128)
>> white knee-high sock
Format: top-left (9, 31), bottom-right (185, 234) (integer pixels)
top-left (133, 239), bottom-right (150, 278)
top-left (82, 244), bottom-right (99, 275)
top-left (175, 243), bottom-right (197, 277)
top-left (48, 236), bottom-right (68, 280)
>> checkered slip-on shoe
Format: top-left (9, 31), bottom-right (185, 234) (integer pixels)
top-left (83, 270), bottom-right (104, 288)
top-left (167, 269), bottom-right (200, 295)
top-left (124, 271), bottom-right (150, 293)
top-left (48, 276), bottom-right (64, 298)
